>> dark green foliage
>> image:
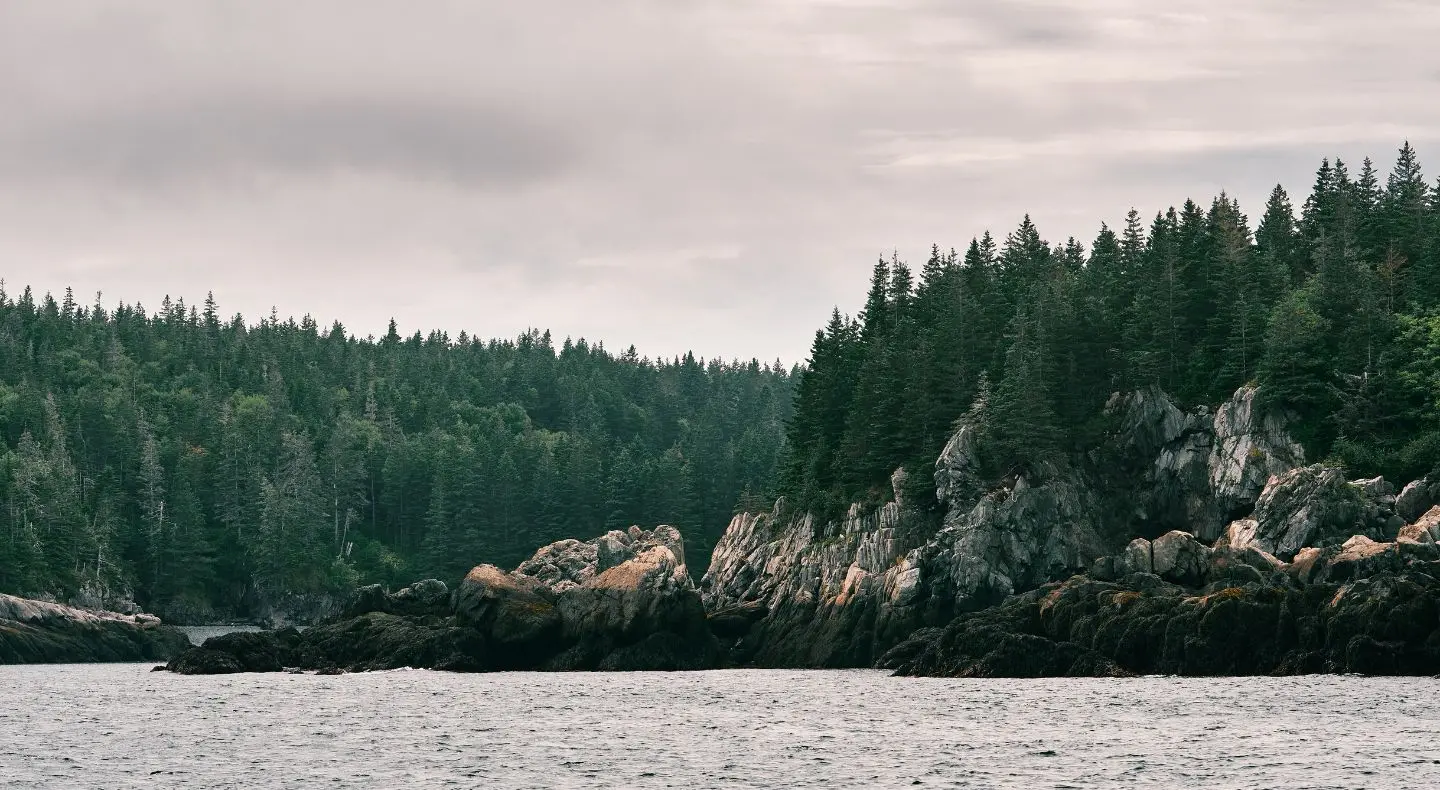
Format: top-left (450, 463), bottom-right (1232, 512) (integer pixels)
top-left (0, 296), bottom-right (791, 615)
top-left (782, 142), bottom-right (1440, 511)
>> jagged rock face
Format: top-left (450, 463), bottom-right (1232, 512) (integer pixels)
top-left (1106, 387), bottom-right (1187, 464)
top-left (923, 471), bottom-right (1107, 613)
top-left (1208, 385), bottom-right (1306, 523)
top-left (0, 594), bottom-right (190, 664)
top-left (702, 424), bottom-right (1110, 667)
top-left (1232, 465), bottom-right (1388, 560)
top-left (699, 384), bottom-right (1321, 671)
top-left (1397, 479), bottom-right (1440, 523)
top-left (1119, 385), bottom-right (1304, 542)
top-left (701, 498), bottom-right (924, 667)
top-left (934, 423), bottom-right (987, 512)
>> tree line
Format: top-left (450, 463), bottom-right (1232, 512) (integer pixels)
top-left (0, 296), bottom-right (792, 620)
top-left (782, 143), bottom-right (1440, 518)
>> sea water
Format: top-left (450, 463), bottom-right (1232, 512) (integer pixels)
top-left (2, 666), bottom-right (1436, 788)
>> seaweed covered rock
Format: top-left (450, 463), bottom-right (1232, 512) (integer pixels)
top-left (0, 594), bottom-right (190, 665)
top-left (882, 562), bottom-right (1440, 677)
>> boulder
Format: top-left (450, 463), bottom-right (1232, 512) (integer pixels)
top-left (454, 564), bottom-right (561, 648)
top-left (1117, 538), bottom-right (1153, 576)
top-left (1319, 536), bottom-right (1401, 582)
top-left (1399, 506), bottom-right (1440, 544)
top-left (167, 629), bottom-right (304, 674)
top-left (1245, 465), bottom-right (1379, 560)
top-left (1396, 479), bottom-right (1437, 523)
top-left (1150, 530), bottom-right (1212, 587)
top-left (340, 579), bottom-right (450, 620)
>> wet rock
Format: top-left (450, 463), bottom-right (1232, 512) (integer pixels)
top-left (167, 628), bottom-right (304, 674)
top-left (884, 566), bottom-right (1440, 677)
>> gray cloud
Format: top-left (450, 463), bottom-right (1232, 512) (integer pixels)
top-left (0, 94), bottom-right (579, 186)
top-left (1, 1), bottom-right (1438, 363)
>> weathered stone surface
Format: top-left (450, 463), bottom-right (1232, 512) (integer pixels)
top-left (169, 525), bottom-right (718, 674)
top-left (0, 593), bottom-right (190, 665)
top-left (1396, 479), bottom-right (1437, 523)
top-left (699, 384), bottom-right (1309, 670)
top-left (1118, 538), bottom-right (1153, 575)
top-left (701, 496), bottom-right (924, 668)
top-left (1208, 385), bottom-right (1306, 525)
top-left (1151, 530), bottom-right (1212, 586)
top-left (1240, 465), bottom-right (1382, 560)
top-left (1399, 506), bottom-right (1440, 544)
top-left (882, 563), bottom-right (1440, 677)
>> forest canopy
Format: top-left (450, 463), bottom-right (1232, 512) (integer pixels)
top-left (0, 297), bottom-right (791, 620)
top-left (781, 143), bottom-right (1440, 519)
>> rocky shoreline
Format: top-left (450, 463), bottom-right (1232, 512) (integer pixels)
top-left (166, 526), bottom-right (721, 674)
top-left (15, 383), bottom-right (1440, 679)
top-left (699, 384), bottom-right (1440, 676)
top-left (0, 594), bottom-right (190, 664)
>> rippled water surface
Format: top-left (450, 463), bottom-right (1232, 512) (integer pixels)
top-left (3, 666), bottom-right (1438, 789)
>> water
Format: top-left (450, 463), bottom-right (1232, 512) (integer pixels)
top-left (2, 666), bottom-right (1437, 789)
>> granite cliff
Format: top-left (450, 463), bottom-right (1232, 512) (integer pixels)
top-left (701, 384), bottom-right (1440, 674)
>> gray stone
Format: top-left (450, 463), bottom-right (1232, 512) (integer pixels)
top-left (1208, 385), bottom-right (1306, 524)
top-left (1150, 530), bottom-right (1212, 587)
top-left (1118, 538), bottom-right (1153, 576)
top-left (1248, 464), bottom-right (1379, 560)
top-left (1396, 479), bottom-right (1436, 524)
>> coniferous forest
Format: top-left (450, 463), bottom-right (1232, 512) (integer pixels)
top-left (6, 143), bottom-right (1440, 623)
top-left (782, 143), bottom-right (1440, 519)
top-left (0, 297), bottom-right (792, 620)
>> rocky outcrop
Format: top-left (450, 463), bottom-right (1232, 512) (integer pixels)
top-left (1397, 478), bottom-right (1440, 523)
top-left (882, 534), bottom-right (1440, 677)
top-left (700, 384), bottom-right (1315, 669)
top-left (701, 495), bottom-right (927, 667)
top-left (1207, 386), bottom-right (1306, 525)
top-left (0, 594), bottom-right (190, 664)
top-left (168, 525), bottom-right (719, 674)
top-left (1135, 385), bottom-right (1306, 541)
top-left (1223, 465), bottom-right (1397, 560)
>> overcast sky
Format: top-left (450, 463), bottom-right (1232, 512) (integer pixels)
top-left (2, 1), bottom-right (1438, 363)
